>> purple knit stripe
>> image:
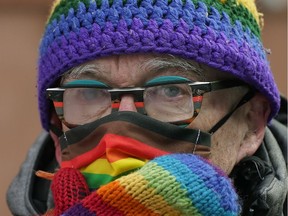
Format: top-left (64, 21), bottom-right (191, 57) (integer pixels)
top-left (61, 203), bottom-right (95, 216)
top-left (40, 1), bottom-right (265, 59)
top-left (38, 18), bottom-right (279, 130)
top-left (170, 154), bottom-right (235, 199)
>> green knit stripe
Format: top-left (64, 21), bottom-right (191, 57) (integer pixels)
top-left (47, 0), bottom-right (260, 37)
top-left (203, 0), bottom-right (260, 37)
top-left (49, 0), bottom-right (91, 23)
top-left (134, 161), bottom-right (202, 215)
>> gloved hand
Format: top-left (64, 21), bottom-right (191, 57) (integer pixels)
top-left (47, 154), bottom-right (240, 216)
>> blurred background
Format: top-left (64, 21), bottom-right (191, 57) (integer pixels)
top-left (0, 0), bottom-right (287, 215)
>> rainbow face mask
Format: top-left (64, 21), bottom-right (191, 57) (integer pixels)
top-left (59, 112), bottom-right (211, 190)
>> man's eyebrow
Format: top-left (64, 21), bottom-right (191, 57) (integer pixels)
top-left (61, 64), bottom-right (106, 83)
top-left (61, 55), bottom-right (206, 83)
top-left (139, 56), bottom-right (206, 80)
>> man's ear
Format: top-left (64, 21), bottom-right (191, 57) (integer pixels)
top-left (49, 111), bottom-right (63, 164)
top-left (236, 93), bottom-right (271, 163)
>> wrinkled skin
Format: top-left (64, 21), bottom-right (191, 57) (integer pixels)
top-left (52, 54), bottom-right (270, 174)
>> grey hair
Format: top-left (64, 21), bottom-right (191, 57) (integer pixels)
top-left (61, 64), bottom-right (99, 84)
top-left (141, 55), bottom-right (205, 79)
top-left (61, 54), bottom-right (206, 83)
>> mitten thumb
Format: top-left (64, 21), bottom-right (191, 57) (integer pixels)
top-left (51, 167), bottom-right (90, 216)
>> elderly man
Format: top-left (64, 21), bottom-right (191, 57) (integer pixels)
top-left (7, 0), bottom-right (287, 215)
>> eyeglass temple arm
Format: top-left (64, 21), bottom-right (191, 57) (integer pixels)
top-left (191, 80), bottom-right (246, 95)
top-left (208, 90), bottom-right (255, 135)
top-left (209, 80), bottom-right (246, 91)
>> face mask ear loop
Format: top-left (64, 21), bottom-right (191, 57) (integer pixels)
top-left (192, 129), bottom-right (201, 154)
top-left (208, 90), bottom-right (255, 135)
top-left (50, 124), bottom-right (64, 137)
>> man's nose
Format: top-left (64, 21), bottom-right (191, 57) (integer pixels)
top-left (118, 94), bottom-right (138, 112)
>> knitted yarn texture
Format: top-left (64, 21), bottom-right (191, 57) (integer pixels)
top-left (38, 0), bottom-right (280, 130)
top-left (48, 154), bottom-right (240, 215)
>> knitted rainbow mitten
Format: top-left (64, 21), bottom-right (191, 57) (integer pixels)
top-left (50, 154), bottom-right (240, 216)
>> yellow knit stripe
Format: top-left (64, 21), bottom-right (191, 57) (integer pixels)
top-left (117, 173), bottom-right (182, 215)
top-left (47, 0), bottom-right (62, 23)
top-left (80, 157), bottom-right (147, 176)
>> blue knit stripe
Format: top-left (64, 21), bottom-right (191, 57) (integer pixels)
top-left (170, 154), bottom-right (240, 213)
top-left (40, 0), bottom-right (264, 59)
top-left (152, 155), bottom-right (239, 215)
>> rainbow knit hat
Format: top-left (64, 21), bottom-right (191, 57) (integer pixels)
top-left (38, 0), bottom-right (280, 130)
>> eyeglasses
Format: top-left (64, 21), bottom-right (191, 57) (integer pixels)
top-left (46, 76), bottom-right (246, 128)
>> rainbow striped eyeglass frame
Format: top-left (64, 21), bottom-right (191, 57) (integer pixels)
top-left (46, 76), bottom-right (246, 127)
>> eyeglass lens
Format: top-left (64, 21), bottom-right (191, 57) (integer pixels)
top-left (62, 83), bottom-right (195, 125)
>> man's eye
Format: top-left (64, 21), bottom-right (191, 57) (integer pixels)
top-left (145, 84), bottom-right (191, 102)
top-left (79, 89), bottom-right (100, 101)
top-left (163, 86), bottom-right (181, 97)
top-left (71, 88), bottom-right (109, 104)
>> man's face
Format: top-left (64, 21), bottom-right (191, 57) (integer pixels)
top-left (59, 54), bottom-right (253, 174)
